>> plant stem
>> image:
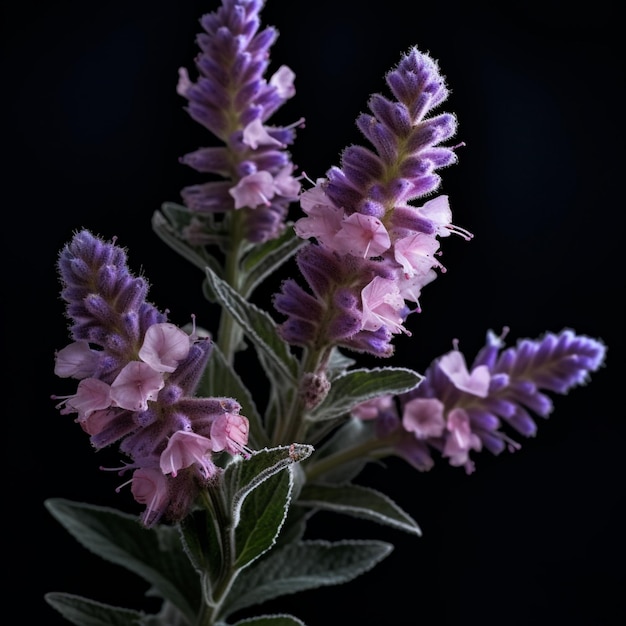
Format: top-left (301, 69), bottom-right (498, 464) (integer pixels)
top-left (304, 433), bottom-right (397, 484)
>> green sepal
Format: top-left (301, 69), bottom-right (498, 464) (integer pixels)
top-left (221, 539), bottom-right (393, 617)
top-left (309, 366), bottom-right (423, 422)
top-left (44, 499), bottom-right (200, 622)
top-left (44, 592), bottom-right (145, 626)
top-left (297, 483), bottom-right (421, 536)
top-left (204, 266), bottom-right (299, 382)
top-left (239, 223), bottom-right (305, 298)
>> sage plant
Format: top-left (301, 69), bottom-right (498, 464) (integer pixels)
top-left (46, 1), bottom-right (607, 625)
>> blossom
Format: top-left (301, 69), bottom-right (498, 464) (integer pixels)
top-left (138, 323), bottom-right (191, 373)
top-left (110, 361), bottom-right (165, 412)
top-left (176, 0), bottom-right (303, 243)
top-left (160, 431), bottom-right (217, 479)
top-left (402, 397), bottom-right (446, 439)
top-left (130, 468), bottom-right (170, 527)
top-left (54, 340), bottom-right (100, 379)
top-left (437, 350), bottom-right (490, 397)
top-left (360, 276), bottom-right (408, 335)
top-left (210, 412), bottom-right (251, 456)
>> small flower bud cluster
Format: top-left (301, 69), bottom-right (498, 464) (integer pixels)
top-left (274, 47), bottom-right (471, 358)
top-left (177, 0), bottom-right (303, 243)
top-left (53, 230), bottom-right (250, 525)
top-left (353, 328), bottom-right (607, 473)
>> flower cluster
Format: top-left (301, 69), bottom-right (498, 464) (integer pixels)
top-left (52, 230), bottom-right (250, 526)
top-left (176, 0), bottom-right (303, 243)
top-left (352, 327), bottom-right (606, 473)
top-left (274, 47), bottom-right (471, 359)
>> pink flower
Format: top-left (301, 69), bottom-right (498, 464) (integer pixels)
top-left (294, 201), bottom-right (343, 245)
top-left (351, 395), bottom-right (394, 420)
top-left (229, 171), bottom-right (276, 208)
top-left (210, 412), bottom-right (250, 457)
top-left (333, 214), bottom-right (391, 258)
top-left (273, 164), bottom-right (301, 199)
top-left (130, 468), bottom-right (170, 525)
top-left (242, 118), bottom-right (284, 149)
top-left (160, 431), bottom-right (217, 479)
top-left (418, 195), bottom-right (473, 240)
top-left (55, 377), bottom-right (112, 418)
top-left (110, 361), bottom-right (165, 411)
top-left (54, 340), bottom-right (99, 379)
top-left (438, 350), bottom-right (490, 397)
top-left (393, 232), bottom-right (442, 277)
top-left (360, 276), bottom-right (408, 335)
top-left (138, 323), bottom-right (191, 373)
top-left (269, 65), bottom-right (296, 99)
top-left (299, 180), bottom-right (336, 214)
top-left (77, 408), bottom-right (120, 436)
top-left (442, 408), bottom-right (482, 469)
top-left (402, 397), bottom-right (446, 439)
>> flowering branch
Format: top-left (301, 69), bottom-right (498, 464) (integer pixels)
top-left (45, 1), bottom-right (607, 625)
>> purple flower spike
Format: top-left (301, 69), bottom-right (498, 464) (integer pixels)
top-left (177, 0), bottom-right (304, 243)
top-left (52, 231), bottom-right (251, 526)
top-left (396, 328), bottom-right (607, 473)
top-left (275, 47), bottom-right (471, 358)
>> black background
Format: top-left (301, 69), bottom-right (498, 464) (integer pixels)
top-left (4, 1), bottom-right (625, 624)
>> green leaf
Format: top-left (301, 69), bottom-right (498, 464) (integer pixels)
top-left (178, 508), bottom-right (223, 580)
top-left (240, 224), bottom-right (305, 297)
top-left (152, 207), bottom-right (224, 276)
top-left (225, 447), bottom-right (314, 526)
top-left (204, 266), bottom-right (299, 383)
top-left (224, 446), bottom-right (314, 570)
top-left (44, 592), bottom-right (145, 626)
top-left (229, 616), bottom-right (306, 626)
top-left (297, 484), bottom-right (421, 535)
top-left (234, 469), bottom-right (292, 569)
top-left (309, 367), bottom-right (423, 422)
top-left (223, 539), bottom-right (393, 617)
top-left (197, 342), bottom-right (269, 449)
top-left (44, 499), bottom-right (200, 622)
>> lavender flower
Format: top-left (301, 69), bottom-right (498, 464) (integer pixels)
top-left (52, 230), bottom-right (250, 526)
top-left (274, 47), bottom-right (471, 359)
top-left (353, 328), bottom-right (607, 473)
top-left (176, 0), bottom-right (303, 243)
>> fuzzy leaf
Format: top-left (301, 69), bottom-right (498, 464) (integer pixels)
top-left (204, 266), bottom-right (299, 382)
top-left (222, 539), bottom-right (393, 617)
top-left (44, 592), bottom-right (144, 626)
top-left (224, 446), bottom-right (314, 569)
top-left (234, 469), bottom-right (292, 570)
top-left (178, 508), bottom-right (223, 579)
top-left (225, 446), bottom-right (314, 525)
top-left (297, 484), bottom-right (421, 535)
top-left (152, 206), bottom-right (225, 276)
top-left (44, 499), bottom-right (200, 622)
top-left (229, 616), bottom-right (306, 626)
top-left (240, 224), bottom-right (305, 297)
top-left (309, 367), bottom-right (422, 421)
